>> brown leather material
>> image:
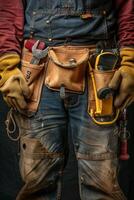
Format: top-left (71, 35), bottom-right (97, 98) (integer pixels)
top-left (21, 48), bottom-right (46, 113)
top-left (20, 136), bottom-right (64, 159)
top-left (88, 66), bottom-right (116, 119)
top-left (18, 135), bottom-right (64, 200)
top-left (94, 69), bottom-right (115, 116)
top-left (93, 69), bottom-right (115, 92)
top-left (45, 46), bottom-right (89, 93)
top-left (101, 97), bottom-right (114, 116)
top-left (20, 136), bottom-right (64, 183)
top-left (77, 151), bottom-right (116, 160)
top-left (88, 71), bottom-right (96, 110)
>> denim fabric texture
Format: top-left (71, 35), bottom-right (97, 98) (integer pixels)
top-left (13, 1), bottom-right (125, 199)
top-left (24, 0), bottom-right (116, 46)
top-left (14, 85), bottom-right (126, 200)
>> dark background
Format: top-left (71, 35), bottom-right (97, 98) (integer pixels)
top-left (0, 94), bottom-right (134, 200)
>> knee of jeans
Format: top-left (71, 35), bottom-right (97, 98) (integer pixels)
top-left (77, 152), bottom-right (120, 195)
top-left (19, 136), bottom-right (64, 188)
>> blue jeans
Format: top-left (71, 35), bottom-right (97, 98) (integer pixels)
top-left (15, 86), bottom-right (126, 200)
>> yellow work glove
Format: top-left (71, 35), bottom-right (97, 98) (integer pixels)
top-left (0, 53), bottom-right (31, 111)
top-left (109, 48), bottom-right (134, 109)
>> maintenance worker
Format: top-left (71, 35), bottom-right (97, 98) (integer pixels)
top-left (0, 0), bottom-right (134, 199)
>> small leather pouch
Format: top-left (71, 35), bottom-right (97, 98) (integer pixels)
top-left (88, 63), bottom-right (119, 125)
top-left (21, 48), bottom-right (46, 113)
top-left (45, 46), bottom-right (89, 93)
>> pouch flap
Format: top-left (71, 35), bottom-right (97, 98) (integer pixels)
top-left (48, 46), bottom-right (89, 68)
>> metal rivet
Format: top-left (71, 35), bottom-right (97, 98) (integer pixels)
top-left (30, 31), bottom-right (34, 37)
top-left (41, 122), bottom-right (44, 128)
top-left (69, 58), bottom-right (77, 65)
top-left (75, 142), bottom-right (79, 149)
top-left (103, 10), bottom-right (106, 15)
top-left (80, 176), bottom-right (84, 183)
top-left (48, 38), bottom-right (52, 42)
top-left (99, 117), bottom-right (105, 122)
top-left (46, 20), bottom-right (50, 24)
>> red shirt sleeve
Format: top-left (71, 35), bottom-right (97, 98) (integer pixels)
top-left (0, 0), bottom-right (24, 55)
top-left (115, 0), bottom-right (134, 47)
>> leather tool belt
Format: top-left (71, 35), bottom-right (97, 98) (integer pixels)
top-left (5, 43), bottom-right (120, 144)
top-left (21, 43), bottom-right (119, 124)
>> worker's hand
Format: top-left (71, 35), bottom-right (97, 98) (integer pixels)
top-left (0, 73), bottom-right (31, 111)
top-left (109, 48), bottom-right (134, 109)
top-left (0, 53), bottom-right (22, 87)
top-left (0, 53), bottom-right (31, 111)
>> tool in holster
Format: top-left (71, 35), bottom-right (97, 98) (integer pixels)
top-left (31, 40), bottom-right (49, 64)
top-left (88, 50), bottom-right (120, 125)
top-left (24, 40), bottom-right (49, 83)
top-left (95, 50), bottom-right (118, 99)
top-left (25, 38), bottom-right (46, 52)
top-left (119, 108), bottom-right (130, 160)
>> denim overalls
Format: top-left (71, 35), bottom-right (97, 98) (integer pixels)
top-left (24, 0), bottom-right (116, 46)
top-left (15, 0), bottom-right (126, 199)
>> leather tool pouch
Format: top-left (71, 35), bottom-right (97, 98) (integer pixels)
top-left (45, 46), bottom-right (89, 94)
top-left (21, 48), bottom-right (46, 114)
top-left (88, 63), bottom-right (119, 125)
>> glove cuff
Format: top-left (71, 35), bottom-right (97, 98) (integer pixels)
top-left (120, 47), bottom-right (134, 68)
top-left (0, 53), bottom-right (21, 87)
